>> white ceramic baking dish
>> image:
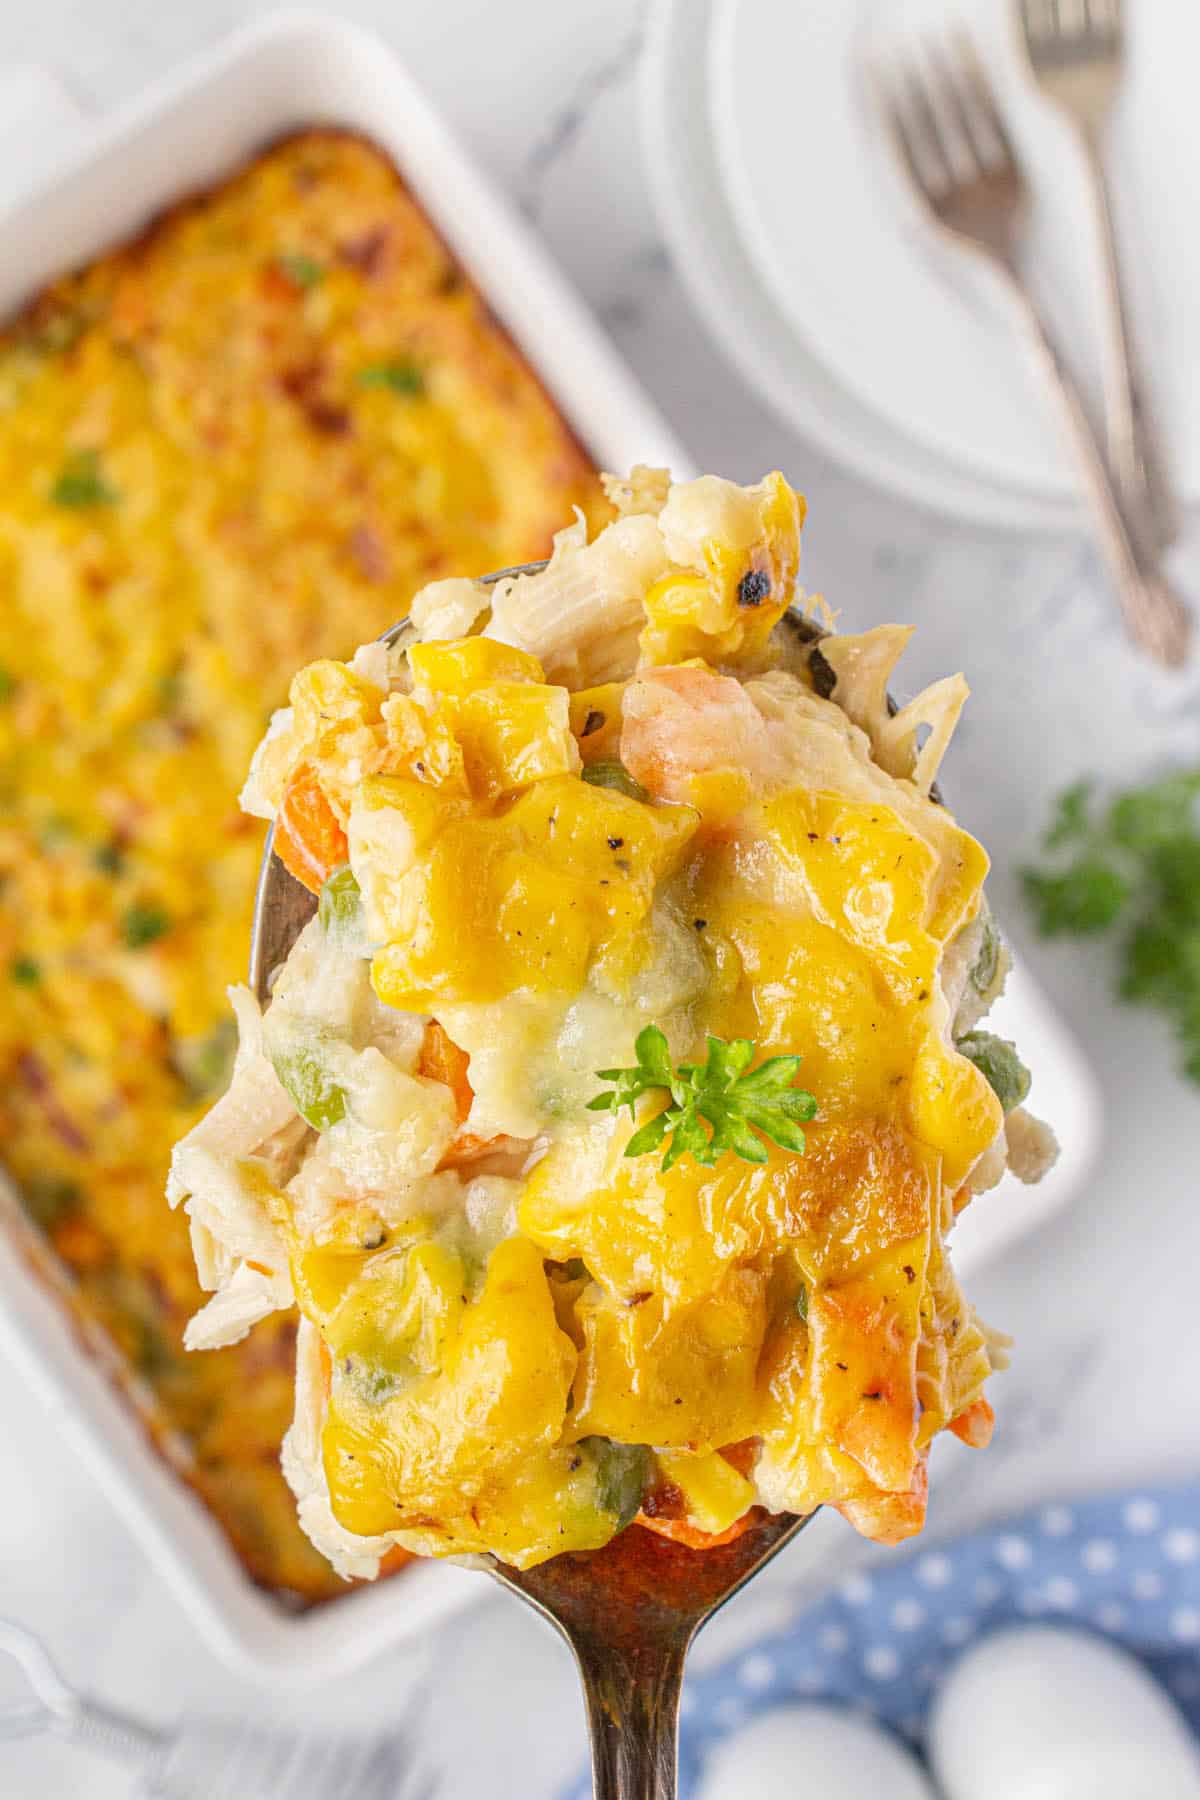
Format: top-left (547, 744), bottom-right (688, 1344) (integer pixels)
top-left (0, 6), bottom-right (1102, 1684)
top-left (0, 6), bottom-right (692, 1682)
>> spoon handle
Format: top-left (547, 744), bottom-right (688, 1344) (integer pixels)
top-left (574, 1637), bottom-right (688, 1799)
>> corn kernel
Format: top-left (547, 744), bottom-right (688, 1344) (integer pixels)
top-left (656, 1449), bottom-right (757, 1534)
top-left (407, 636), bottom-right (544, 696)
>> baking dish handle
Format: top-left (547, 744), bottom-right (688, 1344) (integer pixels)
top-left (0, 65), bottom-right (94, 212)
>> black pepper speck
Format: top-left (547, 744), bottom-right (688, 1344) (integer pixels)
top-left (737, 568), bottom-right (772, 608)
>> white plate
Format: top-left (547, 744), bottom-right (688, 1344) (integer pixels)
top-left (711, 0), bottom-right (1199, 513)
top-left (0, 7), bottom-right (690, 1681)
top-left (643, 0), bottom-right (1188, 532)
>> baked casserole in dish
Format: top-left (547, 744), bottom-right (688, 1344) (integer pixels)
top-left (0, 127), bottom-right (606, 1604)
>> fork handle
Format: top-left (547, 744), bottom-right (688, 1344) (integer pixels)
top-left (1009, 282), bottom-right (1191, 667)
top-left (1078, 122), bottom-right (1178, 555)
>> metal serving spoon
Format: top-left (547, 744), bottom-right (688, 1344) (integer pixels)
top-left (250, 566), bottom-right (818, 1798)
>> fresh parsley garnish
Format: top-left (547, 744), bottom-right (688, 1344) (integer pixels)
top-left (588, 1025), bottom-right (817, 1171)
top-left (122, 902), bottom-right (171, 950)
top-left (276, 252), bottom-right (325, 290)
top-left (1023, 771), bottom-right (1200, 1082)
top-left (51, 448), bottom-right (117, 509)
top-left (357, 359), bottom-right (425, 395)
top-left (93, 841), bottom-right (124, 876)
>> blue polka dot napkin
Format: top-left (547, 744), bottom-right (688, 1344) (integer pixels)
top-left (562, 1482), bottom-right (1200, 1798)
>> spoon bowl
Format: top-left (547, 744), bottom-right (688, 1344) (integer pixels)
top-left (250, 564), bottom-right (820, 1797)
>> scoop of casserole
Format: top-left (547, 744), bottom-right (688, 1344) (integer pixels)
top-left (168, 469), bottom-right (1055, 1574)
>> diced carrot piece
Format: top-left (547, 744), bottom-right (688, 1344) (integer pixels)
top-left (274, 764), bottom-right (348, 895)
top-left (948, 1396), bottom-right (995, 1448)
top-left (418, 1020), bottom-right (511, 1167)
top-left (418, 1021), bottom-right (474, 1124)
top-left (636, 1510), bottom-right (760, 1551)
top-left (317, 1336), bottom-right (333, 1399)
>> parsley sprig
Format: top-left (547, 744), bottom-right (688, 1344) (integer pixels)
top-left (276, 251), bottom-right (324, 290)
top-left (588, 1026), bottom-right (817, 1171)
top-left (357, 359), bottom-right (425, 395)
top-left (51, 448), bottom-right (117, 509)
top-left (1022, 770), bottom-right (1200, 1082)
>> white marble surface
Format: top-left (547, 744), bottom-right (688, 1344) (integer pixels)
top-left (0, 3), bottom-right (1198, 1797)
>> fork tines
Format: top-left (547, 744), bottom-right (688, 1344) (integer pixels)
top-left (874, 34), bottom-right (1019, 203)
top-left (1019, 0), bottom-right (1121, 56)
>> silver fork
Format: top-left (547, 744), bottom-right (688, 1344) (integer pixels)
top-left (872, 34), bottom-right (1190, 668)
top-left (1018, 0), bottom-right (1177, 556)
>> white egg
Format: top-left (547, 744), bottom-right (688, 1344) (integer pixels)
top-left (696, 1703), bottom-right (935, 1800)
top-left (929, 1624), bottom-right (1200, 1800)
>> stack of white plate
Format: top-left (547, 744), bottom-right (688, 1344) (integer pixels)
top-left (641, 0), bottom-right (1199, 532)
